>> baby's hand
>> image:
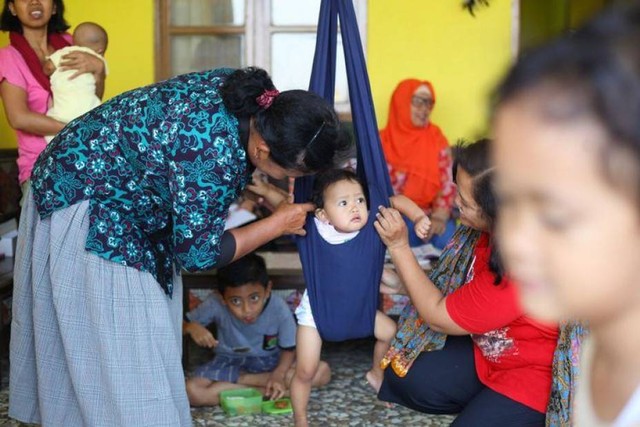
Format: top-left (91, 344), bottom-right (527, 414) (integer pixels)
top-left (43, 59), bottom-right (56, 77)
top-left (186, 323), bottom-right (218, 349)
top-left (246, 173), bottom-right (271, 197)
top-left (414, 215), bottom-right (432, 240)
top-left (246, 172), bottom-right (291, 207)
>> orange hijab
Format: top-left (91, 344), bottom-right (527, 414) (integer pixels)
top-left (380, 79), bottom-right (449, 209)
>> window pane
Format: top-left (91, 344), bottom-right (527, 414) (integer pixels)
top-left (171, 0), bottom-right (245, 26)
top-left (271, 32), bottom-right (348, 104)
top-left (271, 0), bottom-right (321, 26)
top-left (171, 35), bottom-right (244, 77)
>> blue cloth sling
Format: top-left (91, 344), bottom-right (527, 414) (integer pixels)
top-left (294, 0), bottom-right (393, 342)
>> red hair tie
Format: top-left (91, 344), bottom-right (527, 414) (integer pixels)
top-left (256, 89), bottom-right (280, 109)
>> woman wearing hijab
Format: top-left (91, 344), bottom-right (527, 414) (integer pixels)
top-left (380, 79), bottom-right (456, 249)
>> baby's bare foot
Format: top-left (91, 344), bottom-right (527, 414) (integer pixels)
top-left (381, 269), bottom-right (401, 289)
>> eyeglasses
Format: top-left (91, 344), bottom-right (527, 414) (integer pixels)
top-left (411, 96), bottom-right (434, 108)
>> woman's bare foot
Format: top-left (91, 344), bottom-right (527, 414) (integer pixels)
top-left (365, 369), bottom-right (383, 393)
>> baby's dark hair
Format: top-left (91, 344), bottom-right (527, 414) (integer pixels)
top-left (220, 67), bottom-right (352, 174)
top-left (310, 168), bottom-right (363, 209)
top-left (216, 253), bottom-right (269, 295)
top-left (1, 0), bottom-right (70, 33)
top-left (453, 139), bottom-right (503, 284)
top-left (494, 3), bottom-right (640, 203)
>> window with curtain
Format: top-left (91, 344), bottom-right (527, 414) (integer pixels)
top-left (156, 0), bottom-right (367, 115)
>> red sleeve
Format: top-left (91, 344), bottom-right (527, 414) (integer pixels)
top-left (445, 265), bottom-right (523, 334)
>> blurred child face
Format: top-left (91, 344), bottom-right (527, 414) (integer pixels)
top-left (221, 281), bottom-right (272, 324)
top-left (455, 167), bottom-right (490, 232)
top-left (493, 94), bottom-right (640, 324)
top-left (315, 179), bottom-right (368, 233)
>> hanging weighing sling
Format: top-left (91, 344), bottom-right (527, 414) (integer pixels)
top-left (294, 0), bottom-right (394, 342)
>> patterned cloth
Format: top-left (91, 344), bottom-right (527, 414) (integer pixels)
top-left (381, 225), bottom-right (481, 376)
top-left (545, 321), bottom-right (588, 427)
top-left (30, 68), bottom-right (251, 296)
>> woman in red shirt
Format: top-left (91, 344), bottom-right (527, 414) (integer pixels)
top-left (374, 139), bottom-right (558, 426)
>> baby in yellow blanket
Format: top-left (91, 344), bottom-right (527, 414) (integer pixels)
top-left (44, 22), bottom-right (108, 143)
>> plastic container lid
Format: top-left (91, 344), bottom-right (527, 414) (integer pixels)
top-left (261, 398), bottom-right (293, 415)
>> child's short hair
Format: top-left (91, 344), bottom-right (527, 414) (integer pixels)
top-left (216, 253), bottom-right (269, 294)
top-left (310, 168), bottom-right (363, 209)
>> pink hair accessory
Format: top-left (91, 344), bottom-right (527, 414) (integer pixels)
top-left (256, 89), bottom-right (280, 109)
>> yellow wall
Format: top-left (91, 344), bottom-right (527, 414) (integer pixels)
top-left (368, 0), bottom-right (513, 143)
top-left (569, 0), bottom-right (608, 28)
top-left (0, 31), bottom-right (10, 147)
top-left (520, 0), bottom-right (607, 52)
top-left (1, 0), bottom-right (511, 148)
top-left (0, 0), bottom-right (155, 148)
top-left (520, 0), bottom-right (566, 52)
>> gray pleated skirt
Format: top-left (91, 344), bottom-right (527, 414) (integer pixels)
top-left (9, 194), bottom-right (192, 426)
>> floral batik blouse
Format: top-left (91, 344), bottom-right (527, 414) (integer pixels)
top-left (31, 68), bottom-right (251, 296)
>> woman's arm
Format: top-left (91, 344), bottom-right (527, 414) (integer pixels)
top-left (59, 51), bottom-right (106, 99)
top-left (0, 80), bottom-right (65, 135)
top-left (228, 201), bottom-right (314, 262)
top-left (374, 205), bottom-right (468, 335)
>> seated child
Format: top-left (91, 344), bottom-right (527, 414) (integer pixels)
top-left (184, 253), bottom-right (331, 406)
top-left (250, 169), bottom-right (430, 425)
top-left (43, 22), bottom-right (108, 143)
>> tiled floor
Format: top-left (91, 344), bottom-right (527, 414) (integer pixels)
top-left (0, 338), bottom-right (456, 426)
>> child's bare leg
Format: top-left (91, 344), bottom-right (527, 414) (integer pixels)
top-left (291, 325), bottom-right (322, 427)
top-left (285, 360), bottom-right (331, 389)
top-left (185, 377), bottom-right (247, 406)
top-left (366, 311), bottom-right (397, 393)
top-left (237, 371), bottom-right (270, 387)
